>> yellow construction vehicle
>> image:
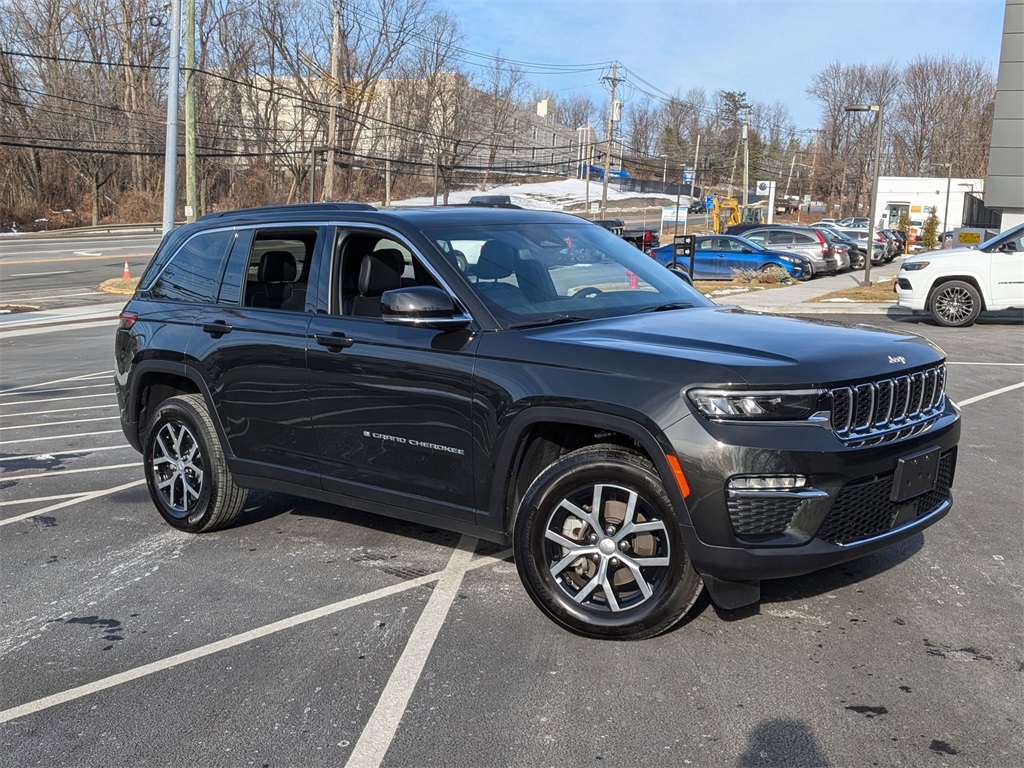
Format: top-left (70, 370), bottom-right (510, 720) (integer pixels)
top-left (710, 196), bottom-right (765, 233)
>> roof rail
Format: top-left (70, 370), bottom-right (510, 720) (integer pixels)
top-left (198, 202), bottom-right (377, 220)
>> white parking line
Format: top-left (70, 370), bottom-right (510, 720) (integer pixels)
top-left (0, 429), bottom-right (122, 445)
top-left (0, 462), bottom-right (139, 480)
top-left (0, 371), bottom-right (113, 396)
top-left (0, 492), bottom-right (88, 507)
top-left (959, 381), bottom-right (1024, 407)
top-left (0, 416), bottom-right (118, 431)
top-left (0, 446), bottom-right (129, 465)
top-left (0, 543), bottom-right (512, 724)
top-left (7, 404), bottom-right (117, 417)
top-left (2, 393), bottom-right (113, 407)
top-left (0, 478), bottom-right (145, 528)
top-left (346, 536), bottom-right (477, 768)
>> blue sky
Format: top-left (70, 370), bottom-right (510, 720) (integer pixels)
top-left (439, 0), bottom-right (1007, 130)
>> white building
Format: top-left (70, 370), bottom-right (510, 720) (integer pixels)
top-left (874, 176), bottom-right (985, 234)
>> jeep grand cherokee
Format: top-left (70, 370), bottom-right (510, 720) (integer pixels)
top-left (115, 203), bottom-right (960, 640)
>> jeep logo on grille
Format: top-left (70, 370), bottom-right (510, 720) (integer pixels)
top-left (888, 355), bottom-right (906, 365)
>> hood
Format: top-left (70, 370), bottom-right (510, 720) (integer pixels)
top-left (903, 246), bottom-right (985, 266)
top-left (529, 306), bottom-right (944, 386)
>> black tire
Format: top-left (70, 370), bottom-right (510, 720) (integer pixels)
top-left (143, 394), bottom-right (248, 533)
top-left (929, 280), bottom-right (982, 327)
top-left (454, 252), bottom-right (468, 272)
top-left (513, 445), bottom-right (703, 640)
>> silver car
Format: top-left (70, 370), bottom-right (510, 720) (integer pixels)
top-left (739, 226), bottom-right (839, 276)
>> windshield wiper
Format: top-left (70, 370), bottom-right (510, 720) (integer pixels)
top-left (631, 302), bottom-right (694, 314)
top-left (508, 315), bottom-right (590, 329)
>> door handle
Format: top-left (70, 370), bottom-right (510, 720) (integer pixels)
top-left (202, 321), bottom-right (233, 336)
top-left (315, 333), bottom-right (354, 350)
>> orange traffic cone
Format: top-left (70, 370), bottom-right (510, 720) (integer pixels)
top-left (123, 260), bottom-right (131, 280)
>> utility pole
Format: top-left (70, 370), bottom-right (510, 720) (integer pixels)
top-left (741, 118), bottom-right (749, 210)
top-left (784, 152), bottom-right (796, 197)
top-left (692, 133), bottom-right (701, 200)
top-left (322, 6), bottom-right (340, 201)
top-left (161, 0), bottom-right (181, 236)
top-left (184, 0), bottom-right (197, 221)
top-left (600, 63), bottom-right (622, 214)
top-left (384, 93), bottom-right (393, 206)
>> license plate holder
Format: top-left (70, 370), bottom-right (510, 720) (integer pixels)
top-left (890, 447), bottom-right (940, 503)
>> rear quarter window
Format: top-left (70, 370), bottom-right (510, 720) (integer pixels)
top-left (149, 230), bottom-right (234, 304)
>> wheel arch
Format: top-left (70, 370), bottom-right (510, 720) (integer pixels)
top-left (127, 361), bottom-right (224, 451)
top-left (491, 406), bottom-right (688, 537)
top-left (926, 274), bottom-right (989, 311)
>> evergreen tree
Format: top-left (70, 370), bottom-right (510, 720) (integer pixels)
top-left (921, 209), bottom-right (940, 247)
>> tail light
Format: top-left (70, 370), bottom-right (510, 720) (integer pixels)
top-left (813, 229), bottom-right (828, 255)
top-left (119, 311), bottom-right (138, 330)
top-left (643, 232), bottom-right (652, 244)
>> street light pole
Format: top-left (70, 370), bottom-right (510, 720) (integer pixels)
top-left (941, 162), bottom-right (952, 245)
top-left (661, 153), bottom-right (668, 185)
top-left (846, 104), bottom-right (883, 286)
top-left (161, 0), bottom-right (182, 235)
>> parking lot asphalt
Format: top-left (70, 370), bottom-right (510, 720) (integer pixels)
top-left (1, 297), bottom-right (1022, 766)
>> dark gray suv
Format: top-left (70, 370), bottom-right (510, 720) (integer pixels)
top-left (116, 203), bottom-right (959, 640)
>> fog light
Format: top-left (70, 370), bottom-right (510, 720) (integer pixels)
top-left (729, 475), bottom-right (809, 491)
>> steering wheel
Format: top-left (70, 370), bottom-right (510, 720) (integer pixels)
top-left (574, 286), bottom-right (604, 299)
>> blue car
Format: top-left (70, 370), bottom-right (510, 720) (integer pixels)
top-left (648, 234), bottom-right (812, 280)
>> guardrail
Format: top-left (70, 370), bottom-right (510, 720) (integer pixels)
top-left (1, 223), bottom-right (164, 240)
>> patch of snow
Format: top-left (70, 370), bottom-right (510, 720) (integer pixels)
top-left (392, 178), bottom-right (686, 212)
top-left (707, 287), bottom-right (752, 296)
top-left (821, 297), bottom-right (857, 302)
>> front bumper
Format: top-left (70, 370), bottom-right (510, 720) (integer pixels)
top-left (667, 402), bottom-right (960, 583)
top-left (895, 278), bottom-right (928, 311)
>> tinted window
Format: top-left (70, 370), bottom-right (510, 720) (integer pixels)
top-left (793, 232), bottom-right (815, 244)
top-left (241, 228), bottom-right (318, 310)
top-left (767, 232), bottom-right (795, 245)
top-left (150, 230), bottom-right (233, 303)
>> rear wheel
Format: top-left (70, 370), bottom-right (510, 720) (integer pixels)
top-left (143, 394), bottom-right (248, 532)
top-left (513, 445), bottom-right (702, 640)
top-left (929, 280), bottom-right (981, 327)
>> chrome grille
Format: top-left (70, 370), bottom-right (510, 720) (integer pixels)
top-left (830, 364), bottom-right (946, 445)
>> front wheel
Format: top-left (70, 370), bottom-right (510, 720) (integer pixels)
top-left (513, 445), bottom-right (702, 640)
top-left (929, 280), bottom-right (981, 327)
top-left (143, 394), bottom-right (248, 532)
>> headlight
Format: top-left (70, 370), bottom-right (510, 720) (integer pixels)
top-left (901, 261), bottom-right (930, 271)
top-left (778, 255), bottom-right (798, 263)
top-left (687, 389), bottom-right (824, 421)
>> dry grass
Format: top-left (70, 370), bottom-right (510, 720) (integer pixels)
top-left (98, 277), bottom-right (141, 295)
top-left (811, 277), bottom-right (896, 303)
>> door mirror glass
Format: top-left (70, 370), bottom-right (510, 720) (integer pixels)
top-left (381, 286), bottom-right (471, 330)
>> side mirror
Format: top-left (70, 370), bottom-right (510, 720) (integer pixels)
top-left (741, 247), bottom-right (754, 253)
top-left (668, 266), bottom-right (693, 285)
top-left (381, 286), bottom-right (471, 330)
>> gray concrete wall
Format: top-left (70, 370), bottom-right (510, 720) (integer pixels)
top-left (986, 0), bottom-right (1024, 228)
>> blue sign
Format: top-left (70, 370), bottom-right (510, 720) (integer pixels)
top-left (705, 195), bottom-right (715, 210)
top-left (682, 166), bottom-right (694, 184)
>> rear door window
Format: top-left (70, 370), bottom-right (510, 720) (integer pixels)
top-left (149, 229), bottom-right (234, 304)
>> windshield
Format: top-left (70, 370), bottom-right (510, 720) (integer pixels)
top-left (734, 236), bottom-right (765, 251)
top-left (425, 222), bottom-right (714, 326)
top-left (979, 223), bottom-right (1024, 253)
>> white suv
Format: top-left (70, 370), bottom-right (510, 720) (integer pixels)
top-left (895, 223), bottom-right (1024, 326)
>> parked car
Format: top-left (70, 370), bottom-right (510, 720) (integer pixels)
top-left (733, 225), bottom-right (838, 276)
top-left (839, 217), bottom-right (869, 228)
top-left (648, 234), bottom-right (812, 280)
top-left (838, 228), bottom-right (888, 265)
top-left (468, 194), bottom-right (517, 207)
top-left (895, 222), bottom-right (1024, 326)
top-left (590, 218), bottom-right (625, 236)
top-left (688, 200), bottom-right (707, 213)
top-left (813, 226), bottom-right (864, 269)
top-left (623, 225), bottom-right (660, 250)
top-left (115, 202), bottom-right (961, 640)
